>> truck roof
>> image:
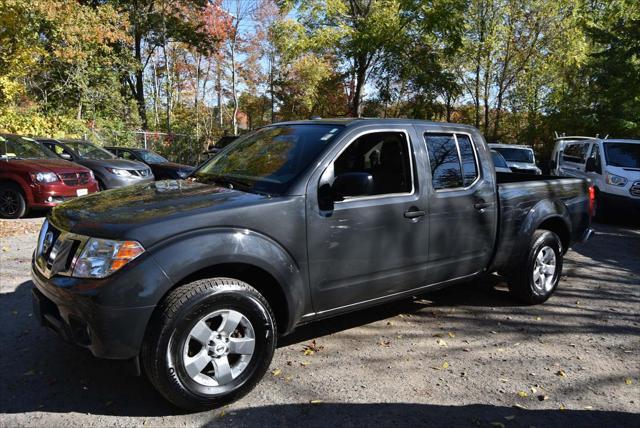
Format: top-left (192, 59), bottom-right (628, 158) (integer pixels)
top-left (488, 143), bottom-right (533, 150)
top-left (273, 117), bottom-right (479, 131)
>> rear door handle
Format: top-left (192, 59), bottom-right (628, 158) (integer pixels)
top-left (404, 209), bottom-right (426, 219)
top-left (474, 201), bottom-right (491, 210)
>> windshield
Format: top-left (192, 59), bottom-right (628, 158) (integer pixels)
top-left (64, 141), bottom-right (115, 160)
top-left (494, 147), bottom-right (535, 164)
top-left (194, 124), bottom-right (344, 194)
top-left (604, 142), bottom-right (640, 169)
top-left (0, 135), bottom-right (56, 160)
top-left (137, 150), bottom-right (168, 163)
top-left (491, 150), bottom-right (508, 168)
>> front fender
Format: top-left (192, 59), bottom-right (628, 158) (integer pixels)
top-left (148, 227), bottom-right (307, 333)
top-left (0, 173), bottom-right (34, 204)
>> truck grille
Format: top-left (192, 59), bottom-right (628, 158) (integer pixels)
top-left (35, 220), bottom-right (85, 278)
top-left (59, 172), bottom-right (91, 186)
top-left (631, 181), bottom-right (640, 197)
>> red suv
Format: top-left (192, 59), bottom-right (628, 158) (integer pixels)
top-left (0, 134), bottom-right (99, 218)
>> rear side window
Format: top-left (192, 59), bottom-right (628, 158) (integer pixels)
top-left (425, 133), bottom-right (479, 190)
top-left (563, 143), bottom-right (589, 163)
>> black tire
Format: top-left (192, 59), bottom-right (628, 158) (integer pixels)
top-left (507, 230), bottom-right (563, 304)
top-left (0, 183), bottom-right (27, 219)
top-left (141, 277), bottom-right (277, 410)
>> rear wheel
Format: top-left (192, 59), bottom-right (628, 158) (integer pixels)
top-left (507, 229), bottom-right (563, 304)
top-left (0, 183), bottom-right (27, 219)
top-left (142, 277), bottom-right (277, 410)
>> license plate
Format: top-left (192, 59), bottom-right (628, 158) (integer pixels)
top-left (76, 188), bottom-right (88, 196)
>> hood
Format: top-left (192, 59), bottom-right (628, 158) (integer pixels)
top-left (6, 158), bottom-right (90, 173)
top-left (151, 161), bottom-right (195, 173)
top-left (79, 158), bottom-right (149, 170)
top-left (606, 165), bottom-right (640, 181)
top-left (49, 180), bottom-right (270, 245)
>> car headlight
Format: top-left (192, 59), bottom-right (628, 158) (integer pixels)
top-left (30, 172), bottom-right (59, 183)
top-left (605, 172), bottom-right (627, 186)
top-left (72, 238), bottom-right (145, 278)
top-left (106, 167), bottom-right (132, 177)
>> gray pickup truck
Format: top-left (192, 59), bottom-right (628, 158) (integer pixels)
top-left (31, 119), bottom-right (593, 409)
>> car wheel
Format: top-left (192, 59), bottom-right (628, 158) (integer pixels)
top-left (142, 277), bottom-right (277, 410)
top-left (507, 229), bottom-right (563, 304)
top-left (0, 183), bottom-right (27, 219)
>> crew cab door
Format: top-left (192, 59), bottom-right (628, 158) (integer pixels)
top-left (305, 126), bottom-right (429, 312)
top-left (419, 126), bottom-right (498, 284)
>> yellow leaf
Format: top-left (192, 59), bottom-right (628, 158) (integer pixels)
top-left (535, 316), bottom-right (542, 321)
top-left (303, 349), bottom-right (314, 356)
top-left (559, 404), bottom-right (566, 411)
top-left (271, 369), bottom-right (281, 377)
top-left (448, 332), bottom-right (455, 338)
top-left (517, 391), bottom-right (528, 398)
top-left (625, 378), bottom-right (633, 385)
top-left (300, 361), bottom-right (310, 367)
top-left (556, 370), bottom-right (566, 377)
top-left (442, 361), bottom-right (449, 369)
top-left (436, 339), bottom-right (447, 347)
top-left (309, 399), bottom-right (323, 404)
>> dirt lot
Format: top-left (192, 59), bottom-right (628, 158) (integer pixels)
top-left (0, 217), bottom-right (639, 427)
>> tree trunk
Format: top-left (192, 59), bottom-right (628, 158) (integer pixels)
top-left (350, 56), bottom-right (368, 117)
top-left (134, 30), bottom-right (148, 130)
top-left (231, 40), bottom-right (238, 135)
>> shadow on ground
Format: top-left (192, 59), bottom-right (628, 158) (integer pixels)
top-left (203, 402), bottom-right (640, 427)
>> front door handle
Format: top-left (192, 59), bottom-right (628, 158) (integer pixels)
top-left (474, 200), bottom-right (491, 210)
top-left (404, 208), bottom-right (426, 219)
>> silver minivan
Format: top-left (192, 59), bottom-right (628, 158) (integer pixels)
top-left (550, 137), bottom-right (640, 219)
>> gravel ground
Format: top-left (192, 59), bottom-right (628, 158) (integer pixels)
top-left (0, 216), bottom-right (639, 427)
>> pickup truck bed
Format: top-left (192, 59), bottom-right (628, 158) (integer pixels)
top-left (492, 172), bottom-right (592, 272)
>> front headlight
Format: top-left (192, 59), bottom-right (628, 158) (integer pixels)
top-left (605, 172), bottom-right (627, 186)
top-left (106, 167), bottom-right (132, 177)
top-left (30, 172), bottom-right (59, 183)
top-left (72, 238), bottom-right (145, 278)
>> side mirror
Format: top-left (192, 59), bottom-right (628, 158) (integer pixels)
top-left (60, 153), bottom-right (72, 160)
top-left (585, 157), bottom-right (600, 174)
top-left (332, 172), bottom-right (374, 201)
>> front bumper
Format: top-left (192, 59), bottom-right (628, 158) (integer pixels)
top-left (30, 181), bottom-right (99, 208)
top-left (30, 259), bottom-right (159, 360)
top-left (600, 191), bottom-right (640, 218)
top-left (102, 174), bottom-right (155, 189)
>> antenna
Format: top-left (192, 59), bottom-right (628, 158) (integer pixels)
top-left (604, 134), bottom-right (609, 139)
top-left (554, 131), bottom-right (559, 139)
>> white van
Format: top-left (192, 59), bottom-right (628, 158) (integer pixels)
top-left (550, 137), bottom-right (640, 219)
top-left (488, 144), bottom-right (541, 174)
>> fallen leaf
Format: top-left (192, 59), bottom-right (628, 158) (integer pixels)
top-left (490, 422), bottom-right (505, 428)
top-left (530, 386), bottom-right (537, 394)
top-left (504, 415), bottom-right (515, 421)
top-left (309, 399), bottom-right (323, 404)
top-left (300, 361), bottom-right (310, 367)
top-left (433, 333), bottom-right (444, 338)
top-left (537, 395), bottom-right (549, 401)
top-left (286, 361), bottom-right (292, 366)
top-left (559, 404), bottom-right (566, 411)
top-left (556, 370), bottom-right (566, 377)
top-left (448, 331), bottom-right (456, 338)
top-left (284, 376), bottom-right (293, 382)
top-left (436, 338), bottom-right (447, 347)
top-left (517, 391), bottom-right (528, 398)
top-left (442, 361), bottom-right (449, 369)
top-left (271, 369), bottom-right (281, 377)
top-left (303, 349), bottom-right (314, 356)
top-left (625, 378), bottom-right (633, 385)
top-left (584, 405), bottom-right (593, 410)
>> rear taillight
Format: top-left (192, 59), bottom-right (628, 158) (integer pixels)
top-left (588, 186), bottom-right (596, 218)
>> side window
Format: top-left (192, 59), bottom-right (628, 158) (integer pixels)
top-left (589, 144), bottom-right (602, 171)
top-left (425, 133), bottom-right (479, 190)
top-left (563, 143), bottom-right (589, 163)
top-left (456, 135), bottom-right (478, 186)
top-left (332, 131), bottom-right (413, 198)
top-left (120, 150), bottom-right (135, 160)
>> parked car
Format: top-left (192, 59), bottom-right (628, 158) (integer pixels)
top-left (105, 147), bottom-right (194, 180)
top-left (489, 143), bottom-right (542, 174)
top-left (550, 136), bottom-right (640, 219)
top-left (0, 134), bottom-right (98, 218)
top-left (491, 149), bottom-right (512, 173)
top-left (36, 138), bottom-right (154, 190)
top-left (31, 119), bottom-right (593, 410)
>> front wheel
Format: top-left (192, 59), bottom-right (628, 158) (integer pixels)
top-left (0, 183), bottom-right (27, 219)
top-left (142, 278), bottom-right (277, 410)
top-left (507, 229), bottom-right (563, 304)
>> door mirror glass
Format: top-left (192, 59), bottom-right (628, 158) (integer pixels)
top-left (60, 153), bottom-right (72, 160)
top-left (332, 172), bottom-right (374, 200)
